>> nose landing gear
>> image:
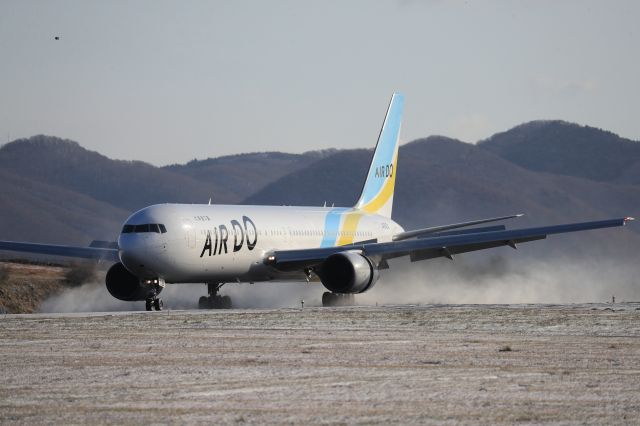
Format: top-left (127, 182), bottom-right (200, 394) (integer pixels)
top-left (145, 296), bottom-right (163, 311)
top-left (198, 283), bottom-right (232, 309)
top-left (144, 280), bottom-right (164, 311)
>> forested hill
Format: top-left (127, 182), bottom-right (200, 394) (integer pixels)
top-left (164, 149), bottom-right (335, 203)
top-left (479, 120), bottom-right (640, 184)
top-left (0, 135), bottom-right (231, 212)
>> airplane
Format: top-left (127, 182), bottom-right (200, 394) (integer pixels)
top-left (0, 93), bottom-right (634, 310)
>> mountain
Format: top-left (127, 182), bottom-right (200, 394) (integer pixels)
top-left (0, 135), bottom-right (236, 211)
top-left (243, 149), bottom-right (371, 208)
top-left (479, 121), bottom-right (640, 184)
top-left (0, 168), bottom-right (128, 244)
top-left (397, 136), bottom-right (639, 226)
top-left (165, 150), bottom-right (335, 203)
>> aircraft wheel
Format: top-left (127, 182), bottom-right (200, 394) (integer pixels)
top-left (197, 295), bottom-right (232, 309)
top-left (322, 292), bottom-right (354, 307)
top-left (154, 298), bottom-right (163, 311)
top-left (145, 299), bottom-right (153, 311)
top-left (221, 295), bottom-right (232, 309)
top-left (198, 296), bottom-right (209, 309)
top-left (212, 296), bottom-right (224, 309)
top-left (322, 292), bottom-right (337, 307)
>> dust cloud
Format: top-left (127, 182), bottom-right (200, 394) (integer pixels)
top-left (40, 280), bottom-right (134, 313)
top-left (39, 255), bottom-right (639, 313)
top-left (360, 255), bottom-right (640, 305)
top-left (39, 272), bottom-right (324, 313)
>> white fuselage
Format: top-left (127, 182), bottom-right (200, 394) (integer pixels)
top-left (118, 204), bottom-right (404, 284)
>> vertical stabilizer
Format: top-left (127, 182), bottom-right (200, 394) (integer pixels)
top-left (354, 92), bottom-right (403, 218)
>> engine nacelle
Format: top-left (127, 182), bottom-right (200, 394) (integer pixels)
top-left (318, 251), bottom-right (379, 294)
top-left (105, 262), bottom-right (163, 301)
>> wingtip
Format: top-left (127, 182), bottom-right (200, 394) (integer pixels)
top-left (624, 216), bottom-right (635, 224)
top-left (515, 213), bottom-right (525, 217)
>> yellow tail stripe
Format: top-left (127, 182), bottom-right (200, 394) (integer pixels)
top-left (360, 152), bottom-right (397, 214)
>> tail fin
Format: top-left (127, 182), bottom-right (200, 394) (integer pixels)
top-left (354, 92), bottom-right (404, 218)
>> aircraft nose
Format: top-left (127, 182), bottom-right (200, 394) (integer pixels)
top-left (118, 235), bottom-right (151, 275)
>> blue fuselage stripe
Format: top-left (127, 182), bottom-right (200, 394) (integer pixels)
top-left (320, 208), bottom-right (348, 247)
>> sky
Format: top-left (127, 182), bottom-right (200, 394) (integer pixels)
top-left (1, 0), bottom-right (638, 166)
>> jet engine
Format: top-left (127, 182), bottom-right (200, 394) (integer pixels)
top-left (105, 262), bottom-right (163, 301)
top-left (318, 251), bottom-right (379, 294)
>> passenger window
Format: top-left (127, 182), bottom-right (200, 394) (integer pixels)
top-left (159, 224), bottom-right (167, 233)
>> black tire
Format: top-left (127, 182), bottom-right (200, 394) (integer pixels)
top-left (214, 296), bottom-right (225, 309)
top-left (322, 292), bottom-right (355, 307)
top-left (322, 292), bottom-right (336, 307)
top-left (198, 296), bottom-right (209, 309)
top-left (221, 295), bottom-right (232, 309)
top-left (145, 299), bottom-right (153, 311)
top-left (208, 296), bottom-right (218, 309)
top-left (154, 298), bottom-right (163, 311)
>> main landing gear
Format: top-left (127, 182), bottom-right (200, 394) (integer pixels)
top-left (198, 283), bottom-right (232, 309)
top-left (322, 292), bottom-right (355, 307)
top-left (145, 296), bottom-right (163, 311)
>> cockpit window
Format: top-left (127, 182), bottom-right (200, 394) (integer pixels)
top-left (134, 224), bottom-right (150, 233)
top-left (121, 223), bottom-right (167, 234)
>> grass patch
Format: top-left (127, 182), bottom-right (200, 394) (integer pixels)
top-left (0, 264), bottom-right (8, 283)
top-left (64, 263), bottom-right (97, 287)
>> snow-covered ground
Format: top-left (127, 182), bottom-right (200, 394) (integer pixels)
top-left (1, 304), bottom-right (639, 424)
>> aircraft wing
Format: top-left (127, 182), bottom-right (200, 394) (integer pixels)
top-left (266, 217), bottom-right (633, 271)
top-left (392, 213), bottom-right (523, 241)
top-left (0, 240), bottom-right (119, 262)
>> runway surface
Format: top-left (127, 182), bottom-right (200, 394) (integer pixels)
top-left (1, 304), bottom-right (639, 424)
